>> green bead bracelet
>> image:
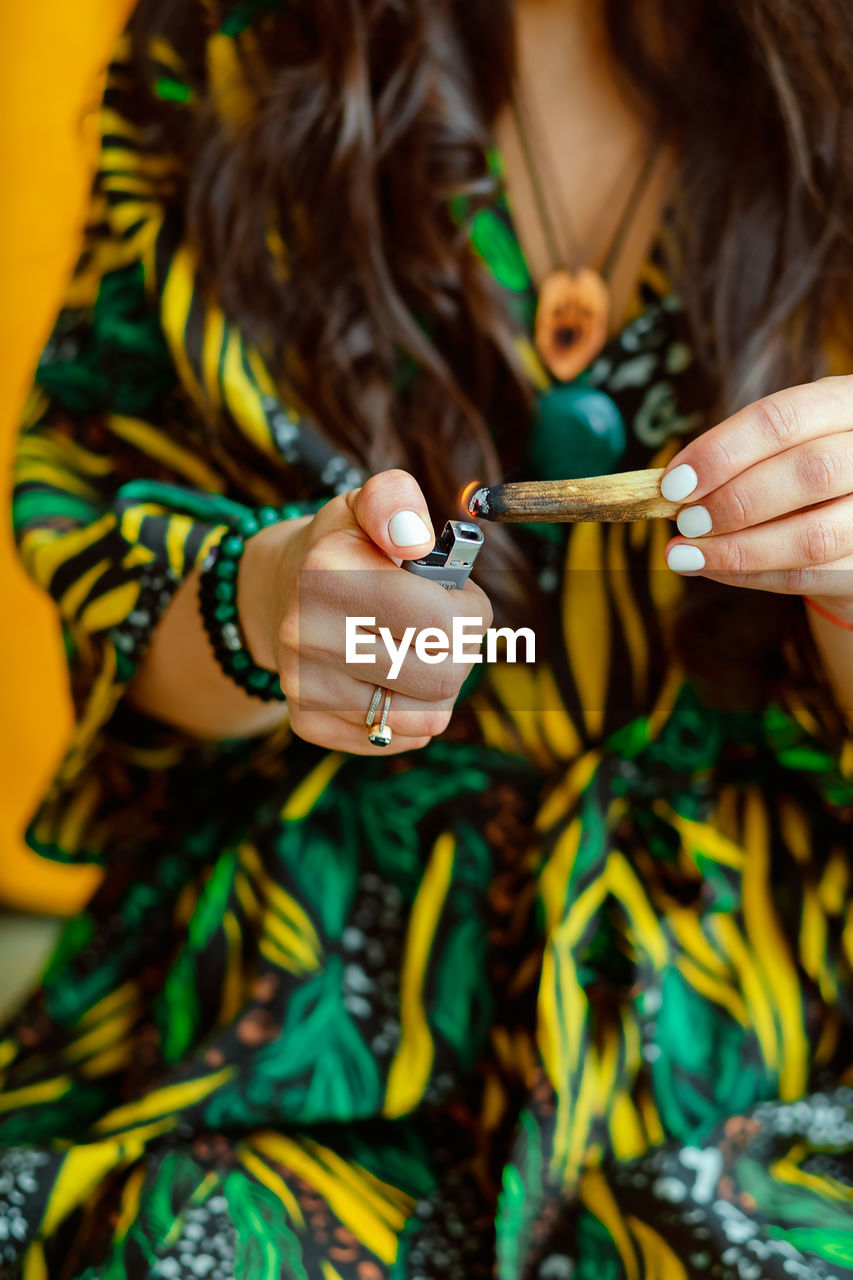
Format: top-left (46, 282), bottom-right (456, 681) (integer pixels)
top-left (198, 502), bottom-right (317, 703)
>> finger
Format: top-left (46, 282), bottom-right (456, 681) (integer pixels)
top-left (346, 469), bottom-right (435, 560)
top-left (683, 553), bottom-right (853, 598)
top-left (350, 655), bottom-right (471, 706)
top-left (293, 566), bottom-right (490, 681)
top-left (665, 494), bottom-right (853, 577)
top-left (288, 706), bottom-right (431, 756)
top-left (290, 668), bottom-right (457, 738)
top-left (677, 432), bottom-right (853, 537)
top-left (660, 375), bottom-right (853, 505)
top-left (310, 555), bottom-right (492, 642)
top-left (286, 600), bottom-right (486, 703)
top-left (340, 620), bottom-right (482, 701)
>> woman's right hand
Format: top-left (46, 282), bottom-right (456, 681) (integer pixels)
top-left (238, 470), bottom-right (493, 754)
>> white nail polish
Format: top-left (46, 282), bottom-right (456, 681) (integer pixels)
top-left (667, 544), bottom-right (705, 572)
top-left (389, 510), bottom-right (431, 547)
top-left (676, 505), bottom-right (713, 538)
top-left (661, 464), bottom-right (699, 503)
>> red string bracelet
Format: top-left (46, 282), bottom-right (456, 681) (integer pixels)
top-left (804, 596), bottom-right (853, 633)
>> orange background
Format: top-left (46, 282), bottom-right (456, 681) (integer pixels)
top-left (0, 1), bottom-right (134, 911)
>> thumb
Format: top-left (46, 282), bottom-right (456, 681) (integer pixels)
top-left (346, 469), bottom-right (435, 561)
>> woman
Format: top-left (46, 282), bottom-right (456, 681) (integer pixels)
top-left (3, 0), bottom-right (853, 1275)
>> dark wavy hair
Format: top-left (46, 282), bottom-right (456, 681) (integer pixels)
top-left (127, 0), bottom-right (853, 714)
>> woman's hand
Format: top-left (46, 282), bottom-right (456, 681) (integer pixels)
top-left (661, 375), bottom-right (853, 619)
top-left (239, 469), bottom-right (492, 754)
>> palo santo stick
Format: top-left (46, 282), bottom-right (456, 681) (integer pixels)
top-left (467, 468), bottom-right (679, 523)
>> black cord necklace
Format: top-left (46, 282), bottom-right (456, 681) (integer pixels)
top-left (510, 87), bottom-right (663, 384)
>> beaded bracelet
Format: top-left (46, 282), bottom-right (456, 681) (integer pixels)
top-left (199, 503), bottom-right (314, 703)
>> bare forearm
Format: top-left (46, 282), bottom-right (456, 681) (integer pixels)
top-left (806, 598), bottom-right (853, 727)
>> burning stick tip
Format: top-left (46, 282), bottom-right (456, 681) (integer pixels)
top-left (466, 485), bottom-right (491, 519)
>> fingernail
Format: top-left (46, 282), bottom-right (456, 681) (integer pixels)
top-left (676, 505), bottom-right (712, 538)
top-left (661, 464), bottom-right (699, 503)
top-left (389, 510), bottom-right (431, 547)
top-left (667, 544), bottom-right (705, 572)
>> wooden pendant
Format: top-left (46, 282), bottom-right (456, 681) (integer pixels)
top-left (534, 266), bottom-right (610, 383)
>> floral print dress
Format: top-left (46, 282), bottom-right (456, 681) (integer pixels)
top-left (3, 7), bottom-right (853, 1279)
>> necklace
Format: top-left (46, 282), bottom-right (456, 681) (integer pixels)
top-left (510, 88), bottom-right (663, 383)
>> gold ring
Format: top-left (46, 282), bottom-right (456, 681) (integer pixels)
top-left (366, 685), bottom-right (392, 747)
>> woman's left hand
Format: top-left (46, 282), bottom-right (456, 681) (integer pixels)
top-left (661, 375), bottom-right (853, 620)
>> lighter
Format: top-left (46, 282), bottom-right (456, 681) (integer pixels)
top-left (402, 520), bottom-right (484, 589)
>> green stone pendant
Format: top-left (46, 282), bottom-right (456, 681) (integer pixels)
top-left (526, 381), bottom-right (627, 483)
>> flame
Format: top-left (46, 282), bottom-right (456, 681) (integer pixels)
top-left (459, 480), bottom-right (482, 517)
